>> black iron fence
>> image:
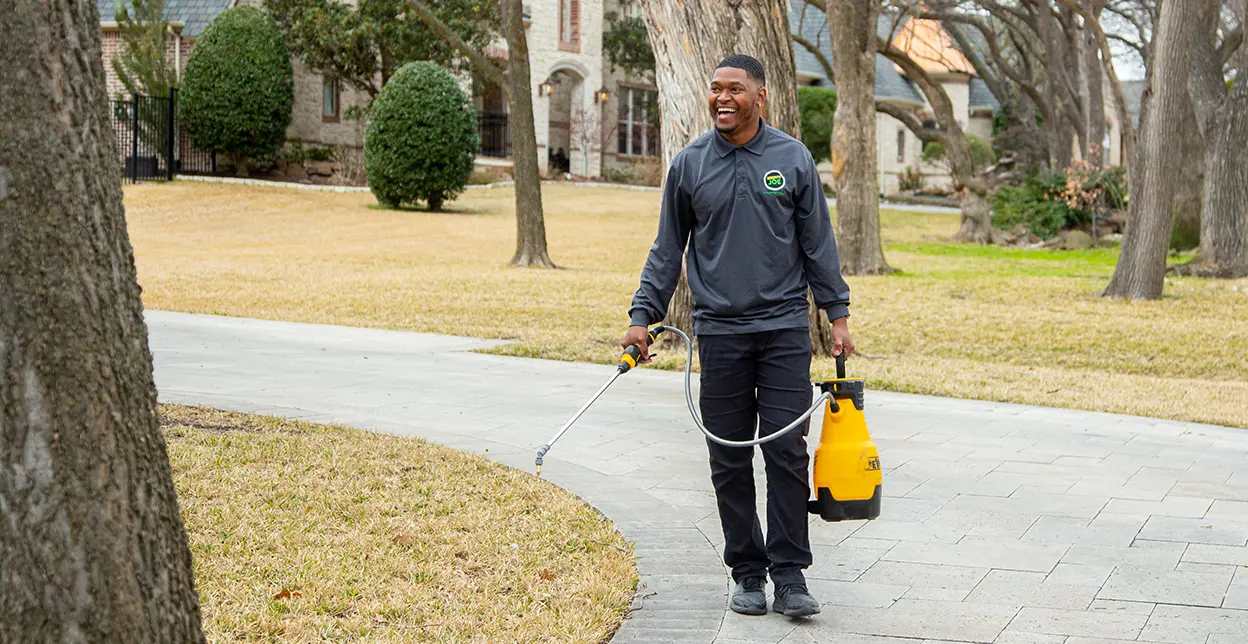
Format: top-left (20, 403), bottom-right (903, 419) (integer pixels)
top-left (478, 112), bottom-right (510, 158)
top-left (110, 88), bottom-right (217, 184)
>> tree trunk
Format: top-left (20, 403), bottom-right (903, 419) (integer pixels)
top-left (1169, 100), bottom-right (1206, 251)
top-left (501, 0), bottom-right (555, 267)
top-left (1082, 0), bottom-right (1106, 166)
top-left (1175, 0), bottom-right (1248, 278)
top-left (1103, 0), bottom-right (1204, 299)
top-left (640, 0), bottom-right (841, 355)
top-left (0, 0), bottom-right (206, 640)
top-left (830, 1), bottom-right (891, 273)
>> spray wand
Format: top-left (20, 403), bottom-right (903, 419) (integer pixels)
top-left (535, 328), bottom-right (664, 478)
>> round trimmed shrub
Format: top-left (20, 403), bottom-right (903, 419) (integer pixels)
top-left (180, 6), bottom-right (293, 176)
top-left (365, 61), bottom-right (479, 211)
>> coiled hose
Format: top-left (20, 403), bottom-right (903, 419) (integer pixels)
top-left (654, 324), bottom-right (831, 447)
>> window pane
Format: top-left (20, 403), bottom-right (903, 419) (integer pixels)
top-left (618, 122), bottom-right (628, 154)
top-left (631, 123), bottom-right (642, 155)
top-left (323, 78), bottom-right (337, 117)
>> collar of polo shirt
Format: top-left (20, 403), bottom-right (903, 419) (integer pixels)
top-left (711, 116), bottom-right (770, 158)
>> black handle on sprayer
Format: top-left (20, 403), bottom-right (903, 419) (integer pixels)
top-left (836, 351), bottom-right (846, 379)
top-left (618, 326), bottom-right (666, 373)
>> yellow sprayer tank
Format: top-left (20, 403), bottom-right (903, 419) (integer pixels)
top-left (808, 357), bottom-right (881, 522)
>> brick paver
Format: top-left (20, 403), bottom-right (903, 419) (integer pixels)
top-left (147, 311), bottom-right (1248, 644)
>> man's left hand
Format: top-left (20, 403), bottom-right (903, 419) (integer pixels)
top-left (831, 317), bottom-right (854, 358)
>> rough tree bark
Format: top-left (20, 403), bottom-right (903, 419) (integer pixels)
top-left (1104, 0), bottom-right (1205, 299)
top-left (0, 0), bottom-right (206, 640)
top-left (1170, 97), bottom-right (1207, 252)
top-left (828, 0), bottom-right (892, 272)
top-left (410, 0), bottom-right (555, 267)
top-left (638, 0), bottom-right (843, 356)
top-left (879, 35), bottom-right (996, 243)
top-left (1176, 0), bottom-right (1248, 277)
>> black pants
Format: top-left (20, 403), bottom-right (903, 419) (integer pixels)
top-left (697, 328), bottom-right (813, 587)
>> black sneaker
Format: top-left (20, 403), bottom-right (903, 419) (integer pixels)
top-left (772, 583), bottom-right (820, 617)
top-left (728, 576), bottom-right (767, 615)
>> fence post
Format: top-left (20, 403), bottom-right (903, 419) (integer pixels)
top-left (130, 92), bottom-right (140, 183)
top-left (167, 87), bottom-right (176, 180)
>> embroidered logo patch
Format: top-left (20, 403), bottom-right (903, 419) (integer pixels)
top-left (762, 169), bottom-right (786, 195)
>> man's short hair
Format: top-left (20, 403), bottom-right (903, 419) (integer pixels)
top-left (716, 54), bottom-right (766, 86)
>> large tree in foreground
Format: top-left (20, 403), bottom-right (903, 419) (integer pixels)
top-left (409, 0), bottom-right (553, 267)
top-left (1103, 0), bottom-right (1205, 299)
top-left (1177, 0), bottom-right (1248, 277)
top-left (0, 0), bottom-right (206, 639)
top-left (638, 0), bottom-right (844, 356)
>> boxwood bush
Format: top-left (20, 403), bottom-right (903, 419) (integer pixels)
top-left (364, 61), bottom-right (479, 211)
top-left (180, 6), bottom-right (294, 176)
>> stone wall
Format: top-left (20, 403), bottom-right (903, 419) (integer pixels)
top-left (525, 0), bottom-right (605, 178)
top-left (285, 58), bottom-right (369, 150)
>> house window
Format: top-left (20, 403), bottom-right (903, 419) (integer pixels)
top-left (896, 128), bottom-right (906, 163)
top-left (322, 75), bottom-right (340, 123)
top-left (559, 0), bottom-right (579, 50)
top-left (617, 87), bottom-right (659, 158)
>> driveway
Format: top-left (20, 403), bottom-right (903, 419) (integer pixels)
top-left (147, 310), bottom-right (1248, 644)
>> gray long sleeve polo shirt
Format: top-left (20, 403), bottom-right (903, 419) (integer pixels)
top-left (628, 119), bottom-right (851, 336)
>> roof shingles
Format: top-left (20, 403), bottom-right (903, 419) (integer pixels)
top-left (790, 6), bottom-right (929, 105)
top-left (98, 0), bottom-right (233, 36)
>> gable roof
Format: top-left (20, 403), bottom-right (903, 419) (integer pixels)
top-left (969, 77), bottom-right (1000, 111)
top-left (790, 5), bottom-right (926, 105)
top-left (98, 0), bottom-right (232, 37)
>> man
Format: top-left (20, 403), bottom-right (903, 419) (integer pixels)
top-left (621, 54), bottom-right (854, 618)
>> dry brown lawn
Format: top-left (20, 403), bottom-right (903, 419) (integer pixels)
top-left (161, 404), bottom-right (635, 643)
top-left (128, 181), bottom-right (1248, 428)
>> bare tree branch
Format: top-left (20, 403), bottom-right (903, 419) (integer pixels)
top-left (1107, 32), bottom-right (1148, 61)
top-left (407, 0), bottom-right (507, 87)
top-left (876, 101), bottom-right (944, 143)
top-left (792, 32), bottom-right (835, 83)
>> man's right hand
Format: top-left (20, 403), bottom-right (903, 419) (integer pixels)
top-left (621, 325), bottom-right (653, 363)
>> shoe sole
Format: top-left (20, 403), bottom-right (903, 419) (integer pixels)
top-left (729, 603), bottom-right (767, 616)
top-left (773, 603), bottom-right (821, 618)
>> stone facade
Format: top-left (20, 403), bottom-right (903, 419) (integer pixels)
top-left (285, 59), bottom-right (369, 150)
top-left (524, 0), bottom-right (605, 178)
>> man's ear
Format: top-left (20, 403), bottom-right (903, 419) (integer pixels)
top-left (756, 86), bottom-right (767, 106)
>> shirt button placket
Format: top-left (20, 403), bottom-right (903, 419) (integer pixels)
top-left (737, 155), bottom-right (746, 198)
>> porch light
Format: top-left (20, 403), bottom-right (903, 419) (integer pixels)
top-left (595, 87), bottom-right (610, 104)
top-left (537, 78), bottom-right (554, 97)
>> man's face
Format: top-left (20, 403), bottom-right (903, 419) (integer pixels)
top-left (709, 67), bottom-right (765, 134)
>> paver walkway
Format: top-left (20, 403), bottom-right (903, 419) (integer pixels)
top-left (147, 310), bottom-right (1248, 644)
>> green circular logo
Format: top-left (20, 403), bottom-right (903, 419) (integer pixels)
top-left (763, 170), bottom-right (786, 191)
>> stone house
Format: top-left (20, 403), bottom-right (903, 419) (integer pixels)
top-left (98, 0), bottom-right (369, 157)
top-left (97, 0), bottom-right (1140, 189)
top-left (792, 7), bottom-right (1000, 195)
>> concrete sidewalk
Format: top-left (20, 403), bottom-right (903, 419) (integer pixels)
top-left (147, 310), bottom-right (1248, 644)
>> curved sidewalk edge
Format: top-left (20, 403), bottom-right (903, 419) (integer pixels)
top-left (153, 391), bottom-right (729, 644)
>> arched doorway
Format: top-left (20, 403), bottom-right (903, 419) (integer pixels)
top-left (540, 60), bottom-right (598, 178)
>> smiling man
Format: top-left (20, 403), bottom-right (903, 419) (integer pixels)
top-left (621, 54), bottom-right (854, 618)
